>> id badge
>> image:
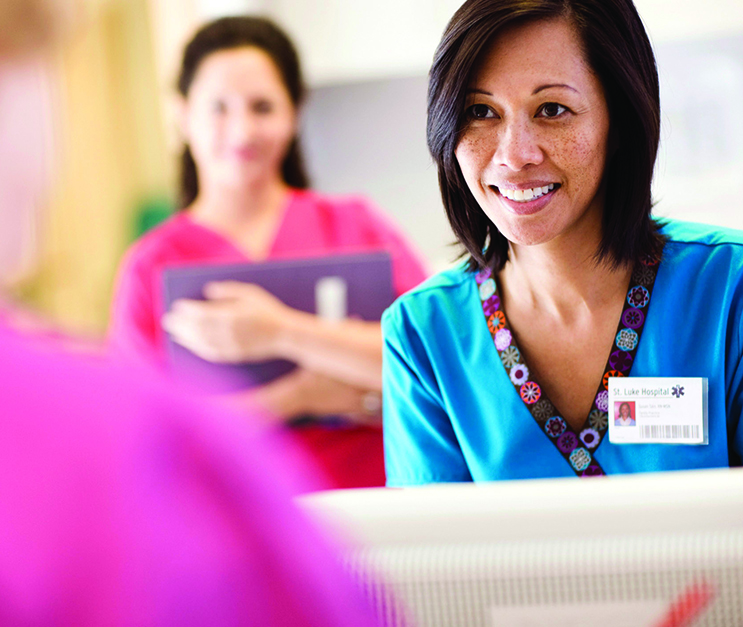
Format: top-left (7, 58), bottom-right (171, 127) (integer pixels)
top-left (608, 377), bottom-right (708, 445)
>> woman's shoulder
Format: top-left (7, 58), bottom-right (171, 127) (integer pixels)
top-left (121, 213), bottom-right (185, 256)
top-left (294, 188), bottom-right (374, 212)
top-left (118, 213), bottom-right (207, 272)
top-left (291, 188), bottom-right (425, 264)
top-left (658, 219), bottom-right (743, 284)
top-left (292, 188), bottom-right (390, 228)
top-left (660, 219), bottom-right (743, 251)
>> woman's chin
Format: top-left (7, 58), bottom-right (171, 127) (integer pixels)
top-left (489, 208), bottom-right (601, 254)
top-left (492, 218), bottom-right (558, 250)
top-left (214, 167), bottom-right (272, 191)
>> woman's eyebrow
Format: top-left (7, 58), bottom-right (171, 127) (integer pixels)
top-left (532, 83), bottom-right (578, 95)
top-left (465, 84), bottom-right (579, 96)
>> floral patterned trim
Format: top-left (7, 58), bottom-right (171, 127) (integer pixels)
top-left (474, 251), bottom-right (662, 478)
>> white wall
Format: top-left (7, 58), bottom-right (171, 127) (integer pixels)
top-left (155, 1), bottom-right (743, 87)
top-left (267, 0), bottom-right (462, 86)
top-left (268, 0), bottom-right (743, 86)
top-left (635, 0), bottom-right (743, 43)
top-left (196, 0), bottom-right (268, 20)
top-left (652, 35), bottom-right (743, 230)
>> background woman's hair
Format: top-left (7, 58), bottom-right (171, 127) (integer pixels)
top-left (177, 16), bottom-right (309, 209)
top-left (427, 0), bottom-right (663, 271)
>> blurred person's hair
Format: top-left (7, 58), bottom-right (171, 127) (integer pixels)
top-left (427, 0), bottom-right (664, 272)
top-left (177, 16), bottom-right (309, 209)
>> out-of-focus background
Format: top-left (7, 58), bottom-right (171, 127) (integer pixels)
top-left (8, 0), bottom-right (743, 336)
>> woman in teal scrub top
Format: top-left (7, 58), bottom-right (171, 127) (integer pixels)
top-left (382, 0), bottom-right (743, 485)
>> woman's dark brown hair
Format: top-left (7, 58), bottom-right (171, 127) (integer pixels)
top-left (177, 16), bottom-right (309, 208)
top-left (428, 0), bottom-right (663, 271)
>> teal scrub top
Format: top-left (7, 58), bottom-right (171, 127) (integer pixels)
top-left (382, 221), bottom-right (743, 486)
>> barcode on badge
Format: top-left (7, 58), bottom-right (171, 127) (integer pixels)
top-left (640, 425), bottom-right (700, 440)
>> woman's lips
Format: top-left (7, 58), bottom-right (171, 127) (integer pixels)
top-left (232, 146), bottom-right (260, 160)
top-left (492, 184), bottom-right (559, 216)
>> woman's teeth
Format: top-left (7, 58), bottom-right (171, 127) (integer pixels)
top-left (499, 183), bottom-right (555, 202)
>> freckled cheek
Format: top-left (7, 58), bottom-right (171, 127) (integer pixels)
top-left (455, 132), bottom-right (497, 184)
top-left (553, 128), bottom-right (609, 185)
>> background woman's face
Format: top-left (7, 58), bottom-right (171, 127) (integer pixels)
top-left (183, 46), bottom-right (297, 192)
top-left (454, 18), bottom-right (611, 250)
top-left (620, 404), bottom-right (630, 418)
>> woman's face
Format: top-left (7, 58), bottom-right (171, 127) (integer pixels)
top-left (455, 18), bottom-right (611, 250)
top-left (182, 46), bottom-right (297, 192)
top-left (620, 404), bottom-right (630, 418)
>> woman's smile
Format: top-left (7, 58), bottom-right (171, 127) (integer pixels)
top-left (231, 145), bottom-right (261, 161)
top-left (491, 182), bottom-right (560, 216)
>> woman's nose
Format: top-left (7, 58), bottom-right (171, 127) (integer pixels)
top-left (231, 110), bottom-right (258, 141)
top-left (494, 120), bottom-right (544, 171)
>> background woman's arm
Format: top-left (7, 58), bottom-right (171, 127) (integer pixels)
top-left (163, 281), bottom-right (384, 389)
top-left (233, 368), bottom-right (380, 424)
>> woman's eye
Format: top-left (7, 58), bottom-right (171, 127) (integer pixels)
top-left (466, 103), bottom-right (494, 119)
top-left (253, 100), bottom-right (274, 114)
top-left (538, 102), bottom-right (568, 118)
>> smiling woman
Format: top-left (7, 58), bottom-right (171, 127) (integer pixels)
top-left (382, 0), bottom-right (743, 485)
top-left (454, 18), bottom-right (611, 249)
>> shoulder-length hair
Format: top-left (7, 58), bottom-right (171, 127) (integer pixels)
top-left (177, 16), bottom-right (309, 209)
top-left (427, 0), bottom-right (663, 271)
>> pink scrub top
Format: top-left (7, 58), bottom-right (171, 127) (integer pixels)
top-left (0, 324), bottom-right (378, 626)
top-left (109, 189), bottom-right (428, 489)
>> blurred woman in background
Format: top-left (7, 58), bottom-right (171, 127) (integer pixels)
top-left (109, 16), bottom-right (427, 488)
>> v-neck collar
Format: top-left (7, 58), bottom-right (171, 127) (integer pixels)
top-left (182, 189), bottom-right (298, 262)
top-left (474, 250), bottom-right (663, 477)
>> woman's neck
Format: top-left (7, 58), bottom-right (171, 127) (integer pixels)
top-left (187, 176), bottom-right (292, 260)
top-left (189, 176), bottom-right (290, 231)
top-left (499, 227), bottom-right (632, 324)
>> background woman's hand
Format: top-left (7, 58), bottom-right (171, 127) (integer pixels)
top-left (162, 281), bottom-right (290, 363)
top-left (227, 368), bottom-right (381, 426)
top-left (162, 279), bottom-right (384, 390)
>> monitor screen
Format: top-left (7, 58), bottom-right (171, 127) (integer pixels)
top-left (300, 468), bottom-right (743, 626)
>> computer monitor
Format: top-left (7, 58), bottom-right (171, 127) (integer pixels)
top-left (300, 468), bottom-right (743, 626)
